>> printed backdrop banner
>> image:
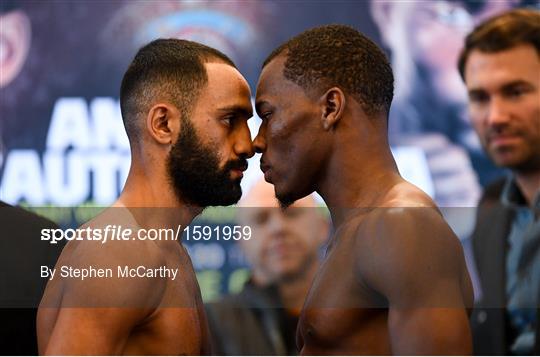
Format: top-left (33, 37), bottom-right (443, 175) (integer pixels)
top-left (2, 0), bottom-right (527, 298)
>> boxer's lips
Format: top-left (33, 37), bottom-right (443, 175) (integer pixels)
top-left (260, 163), bottom-right (272, 182)
top-left (230, 164), bottom-right (248, 179)
top-left (230, 170), bottom-right (244, 179)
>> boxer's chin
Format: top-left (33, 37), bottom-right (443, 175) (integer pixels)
top-left (275, 187), bottom-right (297, 210)
top-left (275, 179), bottom-right (314, 210)
top-left (196, 178), bottom-right (243, 207)
top-left (215, 180), bottom-right (243, 206)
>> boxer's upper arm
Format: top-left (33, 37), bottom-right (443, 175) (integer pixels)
top-left (44, 307), bottom-right (149, 355)
top-left (43, 240), bottom-right (166, 355)
top-left (356, 208), bottom-right (472, 354)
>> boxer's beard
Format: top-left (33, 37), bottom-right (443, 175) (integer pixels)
top-left (166, 116), bottom-right (244, 207)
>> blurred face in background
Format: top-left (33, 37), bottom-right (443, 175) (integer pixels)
top-left (238, 180), bottom-right (329, 285)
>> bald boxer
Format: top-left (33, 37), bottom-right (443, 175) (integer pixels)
top-left (254, 25), bottom-right (473, 354)
top-left (37, 39), bottom-right (254, 355)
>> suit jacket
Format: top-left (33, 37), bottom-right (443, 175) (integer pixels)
top-left (0, 201), bottom-right (62, 355)
top-left (205, 280), bottom-right (297, 355)
top-left (470, 179), bottom-right (540, 355)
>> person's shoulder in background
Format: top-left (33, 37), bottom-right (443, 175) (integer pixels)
top-left (0, 200), bottom-right (59, 232)
top-left (0, 200), bottom-right (61, 355)
top-left (477, 177), bottom-right (508, 207)
top-left (205, 283), bottom-right (284, 356)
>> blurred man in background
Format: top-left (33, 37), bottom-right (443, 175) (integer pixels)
top-left (460, 9), bottom-right (540, 354)
top-left (206, 178), bottom-right (329, 355)
top-left (370, 0), bottom-right (538, 307)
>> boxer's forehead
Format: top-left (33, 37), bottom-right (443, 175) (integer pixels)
top-left (256, 55), bottom-right (290, 102)
top-left (203, 62), bottom-right (252, 113)
top-left (256, 55), bottom-right (308, 114)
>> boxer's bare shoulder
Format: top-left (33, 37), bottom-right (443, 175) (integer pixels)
top-left (381, 180), bottom-right (437, 208)
top-left (37, 207), bottom-right (209, 355)
top-left (298, 181), bottom-right (473, 355)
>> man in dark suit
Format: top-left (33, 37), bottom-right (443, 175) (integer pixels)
top-left (0, 201), bottom-right (61, 355)
top-left (206, 179), bottom-right (329, 355)
top-left (459, 8), bottom-right (540, 355)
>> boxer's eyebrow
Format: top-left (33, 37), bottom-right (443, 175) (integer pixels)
top-left (255, 100), bottom-right (270, 116)
top-left (217, 105), bottom-right (253, 118)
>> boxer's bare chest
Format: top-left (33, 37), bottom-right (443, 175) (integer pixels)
top-left (297, 227), bottom-right (392, 355)
top-left (109, 243), bottom-right (208, 355)
top-left (38, 242), bottom-right (208, 355)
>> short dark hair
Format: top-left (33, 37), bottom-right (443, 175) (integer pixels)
top-left (120, 38), bottom-right (236, 141)
top-left (263, 24), bottom-right (394, 117)
top-left (458, 8), bottom-right (540, 81)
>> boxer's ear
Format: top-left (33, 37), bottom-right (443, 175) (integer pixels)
top-left (319, 87), bottom-right (345, 131)
top-left (145, 103), bottom-right (180, 145)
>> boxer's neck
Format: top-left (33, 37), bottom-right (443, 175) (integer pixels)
top-left (116, 162), bottom-right (202, 236)
top-left (318, 147), bottom-right (400, 228)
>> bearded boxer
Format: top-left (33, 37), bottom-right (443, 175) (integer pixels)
top-left (37, 39), bottom-right (254, 355)
top-left (254, 25), bottom-right (473, 354)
